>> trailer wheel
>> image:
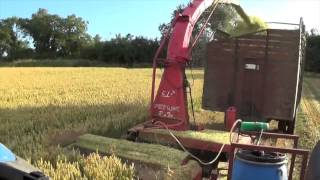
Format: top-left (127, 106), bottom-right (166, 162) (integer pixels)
top-left (278, 121), bottom-right (287, 133)
top-left (287, 117), bottom-right (296, 134)
top-left (126, 131), bottom-right (138, 141)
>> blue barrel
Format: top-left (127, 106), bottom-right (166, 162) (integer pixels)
top-left (232, 150), bottom-right (288, 180)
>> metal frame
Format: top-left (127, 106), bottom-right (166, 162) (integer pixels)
top-left (128, 123), bottom-right (309, 179)
top-left (227, 132), bottom-right (309, 180)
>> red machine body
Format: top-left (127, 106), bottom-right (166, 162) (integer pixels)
top-left (150, 0), bottom-right (214, 131)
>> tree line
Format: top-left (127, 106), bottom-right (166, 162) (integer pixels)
top-left (0, 8), bottom-right (159, 66)
top-left (305, 30), bottom-right (320, 72)
top-left (0, 7), bottom-right (319, 71)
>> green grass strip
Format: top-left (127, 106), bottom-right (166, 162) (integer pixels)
top-left (73, 134), bottom-right (188, 168)
top-left (72, 134), bottom-right (202, 179)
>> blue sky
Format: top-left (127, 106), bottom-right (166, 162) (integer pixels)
top-left (0, 0), bottom-right (319, 40)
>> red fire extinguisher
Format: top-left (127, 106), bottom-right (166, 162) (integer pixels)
top-left (225, 106), bottom-right (237, 131)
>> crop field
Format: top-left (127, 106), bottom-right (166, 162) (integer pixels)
top-left (0, 67), bottom-right (209, 161)
top-left (0, 67), bottom-right (319, 179)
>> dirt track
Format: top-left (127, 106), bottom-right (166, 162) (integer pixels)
top-left (298, 75), bottom-right (320, 149)
top-left (301, 77), bottom-right (320, 126)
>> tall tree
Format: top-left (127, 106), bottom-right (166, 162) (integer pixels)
top-left (18, 9), bottom-right (89, 58)
top-left (0, 17), bottom-right (29, 59)
top-left (19, 9), bottom-right (62, 57)
top-left (305, 32), bottom-right (320, 72)
top-left (0, 20), bottom-right (13, 57)
top-left (60, 15), bottom-right (89, 57)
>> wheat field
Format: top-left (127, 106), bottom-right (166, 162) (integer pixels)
top-left (0, 67), bottom-right (319, 179)
top-left (0, 67), bottom-right (205, 161)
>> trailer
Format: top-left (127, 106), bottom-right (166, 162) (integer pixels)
top-left (203, 19), bottom-right (306, 133)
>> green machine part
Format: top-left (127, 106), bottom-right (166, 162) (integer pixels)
top-left (240, 122), bottom-right (269, 132)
